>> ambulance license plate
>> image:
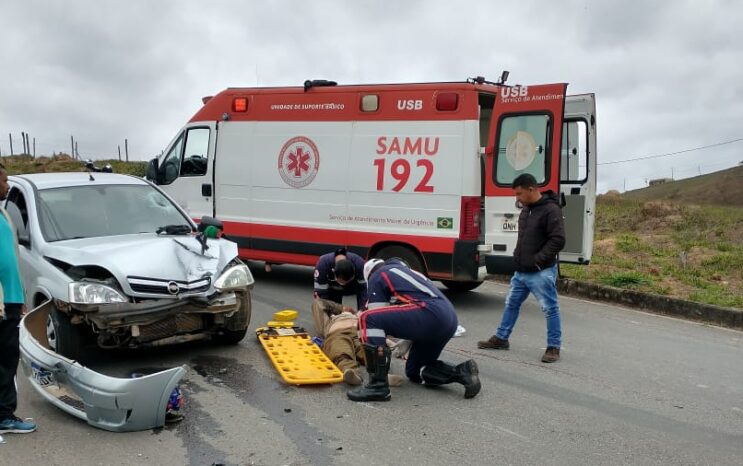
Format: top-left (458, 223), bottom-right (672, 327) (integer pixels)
top-left (502, 220), bottom-right (518, 232)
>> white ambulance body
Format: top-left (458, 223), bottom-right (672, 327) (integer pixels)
top-left (147, 78), bottom-right (596, 291)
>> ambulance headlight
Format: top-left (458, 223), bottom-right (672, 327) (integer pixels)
top-left (215, 264), bottom-right (254, 292)
top-left (69, 282), bottom-right (127, 304)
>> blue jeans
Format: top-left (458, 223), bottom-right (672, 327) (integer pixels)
top-left (495, 265), bottom-right (562, 348)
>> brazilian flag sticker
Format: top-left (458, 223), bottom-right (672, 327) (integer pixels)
top-left (437, 217), bottom-right (453, 229)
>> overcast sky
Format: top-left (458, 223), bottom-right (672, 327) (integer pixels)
top-left (1, 0), bottom-right (741, 193)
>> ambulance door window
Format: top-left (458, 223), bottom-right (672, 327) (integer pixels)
top-left (180, 127), bottom-right (210, 177)
top-left (494, 114), bottom-right (550, 186)
top-left (560, 119), bottom-right (588, 183)
top-left (160, 133), bottom-right (185, 185)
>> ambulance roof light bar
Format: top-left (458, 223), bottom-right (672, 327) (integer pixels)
top-left (467, 71), bottom-right (510, 86)
top-left (304, 79), bottom-right (338, 92)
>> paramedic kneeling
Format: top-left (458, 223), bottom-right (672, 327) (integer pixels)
top-left (348, 258), bottom-right (481, 402)
top-left (313, 248), bottom-right (367, 311)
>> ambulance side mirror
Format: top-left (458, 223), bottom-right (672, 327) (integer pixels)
top-left (146, 158), bottom-right (160, 184)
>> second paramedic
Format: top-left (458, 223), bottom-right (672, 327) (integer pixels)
top-left (347, 258), bottom-right (481, 402)
top-left (313, 248), bottom-right (367, 311)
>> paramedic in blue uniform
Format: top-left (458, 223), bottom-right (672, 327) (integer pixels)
top-left (347, 258), bottom-right (481, 402)
top-left (313, 248), bottom-right (368, 311)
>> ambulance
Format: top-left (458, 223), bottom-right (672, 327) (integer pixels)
top-left (146, 75), bottom-right (596, 292)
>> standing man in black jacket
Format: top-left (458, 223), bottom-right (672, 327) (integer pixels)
top-left (478, 174), bottom-right (566, 363)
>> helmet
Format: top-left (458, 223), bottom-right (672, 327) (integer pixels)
top-left (363, 258), bottom-right (384, 283)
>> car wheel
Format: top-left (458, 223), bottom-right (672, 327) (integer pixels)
top-left (441, 280), bottom-right (484, 292)
top-left (47, 307), bottom-right (86, 360)
top-left (214, 292), bottom-right (251, 345)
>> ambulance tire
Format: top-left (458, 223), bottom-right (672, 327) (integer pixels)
top-left (376, 245), bottom-right (424, 274)
top-left (441, 280), bottom-right (484, 293)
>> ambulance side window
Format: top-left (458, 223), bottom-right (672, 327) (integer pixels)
top-left (180, 127), bottom-right (210, 177)
top-left (160, 133), bottom-right (185, 185)
top-left (494, 114), bottom-right (550, 186)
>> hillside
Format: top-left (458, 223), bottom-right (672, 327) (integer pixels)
top-left (561, 184), bottom-right (743, 308)
top-left (621, 165), bottom-right (743, 206)
top-left (1, 154), bottom-right (146, 176)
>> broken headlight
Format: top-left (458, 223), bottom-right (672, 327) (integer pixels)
top-left (69, 282), bottom-right (127, 304)
top-left (214, 264), bottom-right (254, 292)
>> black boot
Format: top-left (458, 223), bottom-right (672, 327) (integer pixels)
top-left (421, 359), bottom-right (481, 399)
top-left (347, 344), bottom-right (391, 402)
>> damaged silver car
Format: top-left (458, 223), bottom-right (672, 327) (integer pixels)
top-left (5, 172), bottom-right (254, 361)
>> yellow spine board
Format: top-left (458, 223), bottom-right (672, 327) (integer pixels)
top-left (257, 329), bottom-right (343, 385)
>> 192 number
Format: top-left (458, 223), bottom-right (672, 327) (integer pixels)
top-left (373, 158), bottom-right (434, 192)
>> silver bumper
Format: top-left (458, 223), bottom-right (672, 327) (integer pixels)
top-left (19, 301), bottom-right (186, 432)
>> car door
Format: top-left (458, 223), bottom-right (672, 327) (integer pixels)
top-left (4, 183), bottom-right (37, 304)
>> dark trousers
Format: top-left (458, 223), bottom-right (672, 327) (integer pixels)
top-left (359, 300), bottom-right (458, 382)
top-left (0, 304), bottom-right (22, 418)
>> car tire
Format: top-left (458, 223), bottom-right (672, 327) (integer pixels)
top-left (47, 307), bottom-right (86, 360)
top-left (214, 292), bottom-right (251, 345)
top-left (441, 280), bottom-right (484, 292)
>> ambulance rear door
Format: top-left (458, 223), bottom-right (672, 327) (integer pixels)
top-left (559, 93), bottom-right (597, 264)
top-left (482, 83), bottom-right (568, 274)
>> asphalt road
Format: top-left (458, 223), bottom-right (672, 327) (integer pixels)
top-left (3, 264), bottom-right (742, 465)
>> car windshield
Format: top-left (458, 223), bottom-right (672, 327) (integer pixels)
top-left (37, 184), bottom-right (191, 242)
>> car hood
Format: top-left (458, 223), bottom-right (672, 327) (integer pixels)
top-left (41, 233), bottom-right (239, 294)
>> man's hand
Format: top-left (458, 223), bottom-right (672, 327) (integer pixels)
top-left (20, 304), bottom-right (28, 316)
top-left (342, 305), bottom-right (356, 314)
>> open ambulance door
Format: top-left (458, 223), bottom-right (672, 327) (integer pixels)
top-left (559, 94), bottom-right (597, 265)
top-left (148, 121), bottom-right (218, 220)
top-left (482, 83), bottom-right (568, 274)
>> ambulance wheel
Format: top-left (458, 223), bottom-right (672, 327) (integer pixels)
top-left (376, 245), bottom-right (424, 274)
top-left (441, 280), bottom-right (484, 292)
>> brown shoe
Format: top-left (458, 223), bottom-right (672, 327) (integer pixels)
top-left (343, 368), bottom-right (363, 386)
top-left (477, 336), bottom-right (510, 350)
top-left (541, 347), bottom-right (560, 363)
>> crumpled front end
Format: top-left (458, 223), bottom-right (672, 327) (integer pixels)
top-left (19, 301), bottom-right (186, 432)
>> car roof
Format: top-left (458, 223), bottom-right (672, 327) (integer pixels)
top-left (11, 172), bottom-right (148, 190)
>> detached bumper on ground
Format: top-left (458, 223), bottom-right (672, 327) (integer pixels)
top-left (19, 301), bottom-right (186, 432)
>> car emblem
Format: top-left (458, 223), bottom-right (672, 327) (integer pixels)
top-left (167, 281), bottom-right (180, 295)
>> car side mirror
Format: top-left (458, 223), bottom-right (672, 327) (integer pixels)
top-left (146, 158), bottom-right (160, 183)
top-left (198, 216), bottom-right (223, 232)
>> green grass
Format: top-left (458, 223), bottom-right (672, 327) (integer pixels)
top-left (561, 195), bottom-right (743, 308)
top-left (600, 271), bottom-right (652, 289)
top-left (2, 154), bottom-right (146, 177)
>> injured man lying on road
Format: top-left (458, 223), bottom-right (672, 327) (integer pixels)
top-left (311, 299), bottom-right (406, 387)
